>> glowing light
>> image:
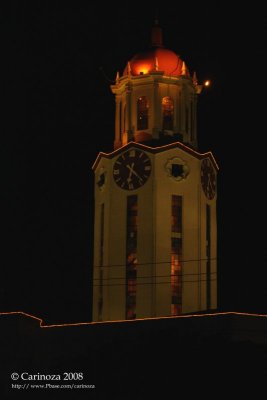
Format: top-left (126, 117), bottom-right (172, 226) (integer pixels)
top-left (204, 80), bottom-right (211, 87)
top-left (135, 64), bottom-right (150, 75)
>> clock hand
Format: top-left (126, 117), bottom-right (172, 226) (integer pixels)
top-left (127, 163), bottom-right (134, 183)
top-left (207, 174), bottom-right (214, 190)
top-left (207, 176), bottom-right (215, 198)
top-left (126, 163), bottom-right (143, 182)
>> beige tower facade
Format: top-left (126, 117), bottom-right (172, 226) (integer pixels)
top-left (92, 23), bottom-right (218, 321)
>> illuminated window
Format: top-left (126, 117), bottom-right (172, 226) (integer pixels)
top-left (126, 195), bottom-right (138, 319)
top-left (162, 96), bottom-right (174, 131)
top-left (137, 96), bottom-right (149, 130)
top-left (98, 204), bottom-right (104, 321)
top-left (206, 205), bottom-right (211, 309)
top-left (171, 195), bottom-right (182, 315)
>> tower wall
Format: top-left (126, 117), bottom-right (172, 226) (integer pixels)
top-left (93, 144), bottom-right (217, 321)
top-left (93, 24), bottom-right (217, 322)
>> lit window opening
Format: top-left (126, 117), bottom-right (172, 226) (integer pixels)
top-left (126, 196), bottom-right (138, 319)
top-left (162, 96), bottom-right (174, 131)
top-left (171, 195), bottom-right (182, 315)
top-left (137, 97), bottom-right (149, 130)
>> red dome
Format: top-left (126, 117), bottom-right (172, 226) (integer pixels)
top-left (124, 47), bottom-right (183, 77)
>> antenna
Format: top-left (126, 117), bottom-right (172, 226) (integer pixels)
top-left (154, 6), bottom-right (159, 24)
top-left (151, 7), bottom-right (163, 47)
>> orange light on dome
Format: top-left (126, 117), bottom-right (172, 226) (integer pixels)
top-left (204, 80), bottom-right (211, 87)
top-left (135, 64), bottom-right (150, 75)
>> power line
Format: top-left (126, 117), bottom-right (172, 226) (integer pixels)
top-left (93, 271), bottom-right (217, 282)
top-left (93, 257), bottom-right (217, 269)
top-left (92, 278), bottom-right (217, 288)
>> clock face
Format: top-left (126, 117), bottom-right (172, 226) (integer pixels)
top-left (113, 148), bottom-right (152, 190)
top-left (201, 158), bottom-right (216, 200)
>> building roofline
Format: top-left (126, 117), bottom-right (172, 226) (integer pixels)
top-left (92, 141), bottom-right (219, 171)
top-left (1, 310), bottom-right (267, 330)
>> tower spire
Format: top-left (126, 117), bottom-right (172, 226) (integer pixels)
top-left (151, 18), bottom-right (163, 47)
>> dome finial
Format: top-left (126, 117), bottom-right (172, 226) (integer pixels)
top-left (151, 12), bottom-right (163, 47)
top-left (192, 71), bottom-right (198, 85)
top-left (116, 71), bottom-right (120, 83)
top-left (154, 56), bottom-right (159, 71)
top-left (181, 61), bottom-right (187, 76)
top-left (127, 61), bottom-right (131, 76)
top-left (154, 7), bottom-right (159, 25)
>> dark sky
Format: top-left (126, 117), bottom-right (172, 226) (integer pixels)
top-left (2, 3), bottom-right (267, 323)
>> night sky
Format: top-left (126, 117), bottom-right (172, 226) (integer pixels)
top-left (2, 3), bottom-right (267, 323)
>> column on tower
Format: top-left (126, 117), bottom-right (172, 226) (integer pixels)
top-left (125, 82), bottom-right (133, 143)
top-left (114, 96), bottom-right (122, 149)
top-left (173, 85), bottom-right (180, 134)
top-left (192, 92), bottom-right (198, 148)
top-left (152, 80), bottom-right (160, 139)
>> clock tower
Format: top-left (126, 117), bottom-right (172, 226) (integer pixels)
top-left (92, 22), bottom-right (218, 321)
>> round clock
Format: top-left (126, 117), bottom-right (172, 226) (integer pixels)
top-left (113, 148), bottom-right (152, 190)
top-left (201, 158), bottom-right (216, 200)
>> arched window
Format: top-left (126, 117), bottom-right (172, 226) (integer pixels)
top-left (162, 96), bottom-right (174, 131)
top-left (137, 96), bottom-right (149, 130)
